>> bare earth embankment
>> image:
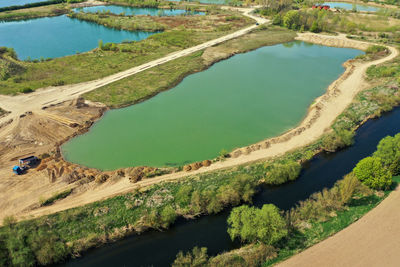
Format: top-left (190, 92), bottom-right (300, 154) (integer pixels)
top-left (7, 33), bottom-right (397, 222)
top-left (278, 185), bottom-right (400, 267)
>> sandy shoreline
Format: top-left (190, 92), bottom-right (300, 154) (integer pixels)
top-left (14, 33), bottom-right (398, 221)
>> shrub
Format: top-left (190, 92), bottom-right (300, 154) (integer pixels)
top-left (265, 161), bottom-right (301, 185)
top-left (366, 45), bottom-right (387, 55)
top-left (39, 189), bottom-right (73, 206)
top-left (227, 204), bottom-right (288, 245)
top-left (173, 247), bottom-right (208, 267)
top-left (208, 243), bottom-right (276, 267)
top-left (290, 173), bottom-right (369, 224)
top-left (160, 205), bottom-right (177, 228)
top-left (322, 130), bottom-right (354, 152)
top-left (373, 133), bottom-right (400, 175)
top-left (20, 87), bottom-right (33, 94)
top-left (353, 157), bottom-right (392, 190)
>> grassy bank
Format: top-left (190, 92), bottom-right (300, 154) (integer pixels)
top-left (0, 11), bottom-right (252, 95)
top-left (0, 3), bottom-right (70, 21)
top-left (179, 175), bottom-right (400, 267)
top-left (68, 12), bottom-right (167, 32)
top-left (264, 178), bottom-right (398, 266)
top-left (84, 26), bottom-right (297, 108)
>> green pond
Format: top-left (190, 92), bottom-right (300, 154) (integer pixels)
top-left (62, 41), bottom-right (362, 170)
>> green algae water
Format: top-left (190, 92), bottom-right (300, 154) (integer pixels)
top-left (62, 41), bottom-right (362, 170)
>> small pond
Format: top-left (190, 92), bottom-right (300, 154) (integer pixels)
top-left (323, 2), bottom-right (379, 12)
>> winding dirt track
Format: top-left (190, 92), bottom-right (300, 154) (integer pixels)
top-left (16, 34), bottom-right (398, 221)
top-left (278, 185), bottom-right (400, 267)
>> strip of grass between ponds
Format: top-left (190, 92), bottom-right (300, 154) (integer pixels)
top-left (0, 10), bottom-right (252, 95)
top-left (83, 26), bottom-right (297, 108)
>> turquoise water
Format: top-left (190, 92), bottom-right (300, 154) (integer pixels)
top-left (169, 0), bottom-right (227, 5)
top-left (74, 5), bottom-right (205, 16)
top-left (0, 0), bottom-right (45, 8)
top-left (0, 15), bottom-right (156, 60)
top-left (62, 41), bottom-right (362, 170)
top-left (323, 2), bottom-right (379, 11)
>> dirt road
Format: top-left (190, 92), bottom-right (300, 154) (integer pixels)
top-left (17, 34), bottom-right (399, 221)
top-left (278, 186), bottom-right (400, 267)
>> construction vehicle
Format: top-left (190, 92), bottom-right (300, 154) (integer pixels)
top-left (13, 166), bottom-right (26, 175)
top-left (12, 155), bottom-right (39, 175)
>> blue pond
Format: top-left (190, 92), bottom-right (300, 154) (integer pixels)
top-left (0, 0), bottom-right (46, 8)
top-left (0, 15), bottom-right (156, 60)
top-left (323, 2), bottom-right (379, 12)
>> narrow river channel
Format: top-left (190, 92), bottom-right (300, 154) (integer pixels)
top-left (65, 107), bottom-right (400, 266)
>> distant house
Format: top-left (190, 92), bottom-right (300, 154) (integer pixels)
top-left (312, 5), bottom-right (330, 10)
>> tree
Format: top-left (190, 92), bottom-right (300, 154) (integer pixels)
top-left (353, 157), bottom-right (392, 190)
top-left (310, 21), bottom-right (320, 33)
top-left (227, 204), bottom-right (288, 245)
top-left (373, 133), bottom-right (400, 175)
top-left (160, 205), bottom-right (177, 228)
top-left (283, 10), bottom-right (300, 29)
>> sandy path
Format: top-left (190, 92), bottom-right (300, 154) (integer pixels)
top-left (278, 186), bottom-right (400, 267)
top-left (16, 34), bottom-right (398, 221)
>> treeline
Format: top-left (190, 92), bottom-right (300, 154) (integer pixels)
top-left (0, 0), bottom-right (82, 13)
top-left (174, 132), bottom-right (400, 266)
top-left (68, 12), bottom-right (166, 32)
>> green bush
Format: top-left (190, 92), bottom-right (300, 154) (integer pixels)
top-left (227, 204), bottom-right (288, 245)
top-left (290, 173), bottom-right (368, 223)
top-left (265, 161), bottom-right (301, 185)
top-left (173, 247), bottom-right (208, 267)
top-left (373, 133), bottom-right (400, 175)
top-left (20, 87), bottom-right (33, 94)
top-left (353, 157), bottom-right (392, 190)
top-left (322, 129), bottom-right (354, 152)
top-left (366, 45), bottom-right (387, 55)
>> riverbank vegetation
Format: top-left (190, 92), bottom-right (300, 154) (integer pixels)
top-left (174, 156), bottom-right (400, 266)
top-left (0, 10), bottom-right (252, 95)
top-left (69, 11), bottom-right (167, 32)
top-left (84, 26), bottom-right (297, 107)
